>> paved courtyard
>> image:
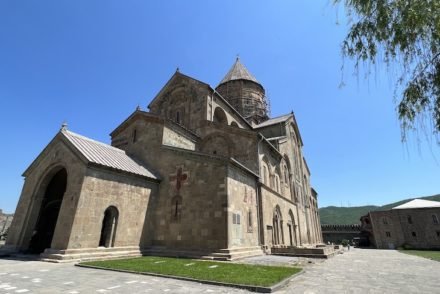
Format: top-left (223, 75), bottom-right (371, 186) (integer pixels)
top-left (0, 248), bottom-right (439, 293)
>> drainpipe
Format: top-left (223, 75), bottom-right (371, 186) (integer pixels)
top-left (256, 134), bottom-right (265, 248)
top-left (295, 189), bottom-right (302, 246)
top-left (211, 90), bottom-right (214, 121)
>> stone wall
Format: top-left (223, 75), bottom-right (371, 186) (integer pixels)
top-left (149, 147), bottom-right (229, 251)
top-left (198, 121), bottom-right (258, 173)
top-left (227, 166), bottom-right (259, 248)
top-left (67, 167), bottom-right (156, 250)
top-left (260, 185), bottom-right (300, 249)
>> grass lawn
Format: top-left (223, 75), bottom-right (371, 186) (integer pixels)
top-left (80, 256), bottom-right (301, 287)
top-left (399, 250), bottom-right (440, 262)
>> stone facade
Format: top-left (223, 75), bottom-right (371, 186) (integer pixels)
top-left (363, 207), bottom-right (440, 249)
top-left (4, 59), bottom-right (323, 261)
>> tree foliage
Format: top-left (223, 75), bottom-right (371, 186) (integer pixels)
top-left (336, 0), bottom-right (440, 142)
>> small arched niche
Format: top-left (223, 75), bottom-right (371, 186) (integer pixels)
top-left (99, 206), bottom-right (119, 248)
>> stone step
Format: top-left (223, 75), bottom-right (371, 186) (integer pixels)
top-left (271, 245), bottom-right (343, 259)
top-left (144, 246), bottom-right (264, 261)
top-left (39, 248), bottom-right (143, 263)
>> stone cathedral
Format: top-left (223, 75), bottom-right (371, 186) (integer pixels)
top-left (4, 59), bottom-right (323, 261)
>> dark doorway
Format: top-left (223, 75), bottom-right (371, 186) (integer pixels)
top-left (99, 206), bottom-right (118, 248)
top-left (288, 224), bottom-right (293, 246)
top-left (28, 168), bottom-right (67, 254)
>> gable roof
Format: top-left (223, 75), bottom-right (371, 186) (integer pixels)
top-left (392, 199), bottom-right (440, 209)
top-left (253, 113), bottom-right (293, 129)
top-left (145, 69), bottom-right (253, 130)
top-left (218, 58), bottom-right (260, 86)
top-left (61, 129), bottom-right (158, 179)
top-left (148, 70), bottom-right (210, 110)
top-left (253, 112), bottom-right (304, 146)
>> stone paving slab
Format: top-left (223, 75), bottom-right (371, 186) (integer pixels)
top-left (234, 254), bottom-right (325, 268)
top-left (1, 249), bottom-right (439, 293)
top-left (0, 258), bottom-right (249, 293)
top-left (276, 248), bottom-right (440, 294)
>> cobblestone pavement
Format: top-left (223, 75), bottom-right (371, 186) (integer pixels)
top-left (0, 249), bottom-right (439, 293)
top-left (278, 248), bottom-right (440, 294)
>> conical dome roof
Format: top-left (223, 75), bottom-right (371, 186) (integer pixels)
top-left (218, 58), bottom-right (260, 86)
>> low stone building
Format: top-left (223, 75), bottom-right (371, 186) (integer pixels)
top-left (0, 210), bottom-right (13, 240)
top-left (4, 59), bottom-right (323, 261)
top-left (321, 224), bottom-right (361, 245)
top-left (361, 199), bottom-right (440, 249)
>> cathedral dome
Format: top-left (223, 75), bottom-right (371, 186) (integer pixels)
top-left (216, 58), bottom-right (269, 124)
top-left (218, 57), bottom-right (261, 86)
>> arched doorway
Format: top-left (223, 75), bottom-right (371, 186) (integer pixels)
top-left (99, 206), bottom-right (119, 248)
top-left (288, 210), bottom-right (297, 246)
top-left (28, 168), bottom-right (67, 254)
top-left (273, 206), bottom-right (284, 245)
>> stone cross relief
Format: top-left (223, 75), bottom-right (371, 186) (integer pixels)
top-left (169, 166), bottom-right (188, 193)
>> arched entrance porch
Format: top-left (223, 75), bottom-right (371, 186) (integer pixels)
top-left (28, 168), bottom-right (67, 254)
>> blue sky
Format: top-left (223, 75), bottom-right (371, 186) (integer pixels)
top-left (0, 1), bottom-right (438, 213)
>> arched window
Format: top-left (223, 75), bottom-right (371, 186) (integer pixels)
top-left (247, 210), bottom-right (253, 232)
top-left (99, 206), bottom-right (119, 248)
top-left (213, 107), bottom-right (228, 124)
top-left (132, 129), bottom-right (137, 143)
top-left (274, 174), bottom-right (280, 193)
top-left (288, 210), bottom-right (297, 246)
top-left (283, 165), bottom-right (289, 184)
top-left (292, 183), bottom-right (298, 202)
top-left (171, 196), bottom-right (182, 222)
top-left (176, 111), bottom-right (181, 124)
top-left (230, 121), bottom-right (239, 128)
top-left (432, 214), bottom-right (439, 224)
top-left (260, 158), bottom-right (270, 186)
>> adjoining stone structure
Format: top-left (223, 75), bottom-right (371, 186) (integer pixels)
top-left (4, 59), bottom-right (323, 261)
top-left (361, 199), bottom-right (440, 249)
top-left (0, 210), bottom-right (13, 240)
top-left (321, 224), bottom-right (361, 245)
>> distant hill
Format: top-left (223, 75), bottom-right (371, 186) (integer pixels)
top-left (319, 194), bottom-right (440, 225)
